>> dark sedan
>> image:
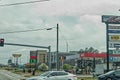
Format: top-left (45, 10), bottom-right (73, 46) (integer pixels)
top-left (98, 70), bottom-right (120, 80)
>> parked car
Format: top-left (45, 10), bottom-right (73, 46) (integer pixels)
top-left (26, 71), bottom-right (77, 80)
top-left (98, 69), bottom-right (120, 80)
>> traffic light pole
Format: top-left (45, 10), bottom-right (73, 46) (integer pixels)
top-left (4, 42), bottom-right (51, 70)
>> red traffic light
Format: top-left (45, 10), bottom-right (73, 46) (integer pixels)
top-left (0, 39), bottom-right (4, 46)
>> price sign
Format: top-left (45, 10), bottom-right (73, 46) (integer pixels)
top-left (109, 35), bottom-right (120, 41)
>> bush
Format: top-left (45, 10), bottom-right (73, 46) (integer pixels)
top-left (38, 63), bottom-right (48, 71)
top-left (63, 64), bottom-right (72, 71)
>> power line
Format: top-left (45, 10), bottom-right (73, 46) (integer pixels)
top-left (0, 0), bottom-right (49, 7)
top-left (0, 27), bottom-right (56, 34)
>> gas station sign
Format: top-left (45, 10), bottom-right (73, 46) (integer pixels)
top-left (102, 15), bottom-right (120, 23)
top-left (109, 35), bottom-right (120, 41)
top-left (108, 26), bottom-right (120, 29)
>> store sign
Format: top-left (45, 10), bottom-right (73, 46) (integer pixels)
top-left (109, 35), bottom-right (120, 41)
top-left (109, 41), bottom-right (120, 48)
top-left (102, 15), bottom-right (120, 23)
top-left (108, 30), bottom-right (120, 34)
top-left (108, 26), bottom-right (120, 29)
top-left (114, 44), bottom-right (120, 48)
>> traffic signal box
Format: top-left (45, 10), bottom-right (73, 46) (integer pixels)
top-left (0, 39), bottom-right (4, 46)
top-left (59, 56), bottom-right (66, 61)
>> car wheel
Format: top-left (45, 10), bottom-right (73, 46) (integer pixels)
top-left (106, 78), bottom-right (112, 80)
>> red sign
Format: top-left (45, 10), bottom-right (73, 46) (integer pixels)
top-left (30, 56), bottom-right (37, 59)
top-left (81, 52), bottom-right (120, 58)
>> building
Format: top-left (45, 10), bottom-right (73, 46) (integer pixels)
top-left (30, 50), bottom-right (48, 64)
top-left (29, 50), bottom-right (80, 69)
top-left (37, 50), bottom-right (48, 64)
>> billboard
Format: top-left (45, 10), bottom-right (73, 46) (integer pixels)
top-left (102, 15), bottom-right (120, 23)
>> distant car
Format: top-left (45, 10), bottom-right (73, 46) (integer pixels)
top-left (98, 69), bottom-right (120, 80)
top-left (26, 71), bottom-right (77, 80)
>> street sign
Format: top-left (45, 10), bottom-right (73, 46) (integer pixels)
top-left (108, 30), bottom-right (120, 34)
top-left (109, 35), bottom-right (120, 41)
top-left (102, 15), bottom-right (120, 23)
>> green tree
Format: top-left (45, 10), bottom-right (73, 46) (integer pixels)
top-left (79, 47), bottom-right (99, 53)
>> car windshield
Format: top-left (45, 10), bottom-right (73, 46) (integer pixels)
top-left (105, 71), bottom-right (115, 75)
top-left (40, 71), bottom-right (51, 77)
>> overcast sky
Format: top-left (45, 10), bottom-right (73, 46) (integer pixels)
top-left (0, 0), bottom-right (120, 64)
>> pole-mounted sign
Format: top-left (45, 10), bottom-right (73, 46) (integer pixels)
top-left (102, 15), bottom-right (120, 72)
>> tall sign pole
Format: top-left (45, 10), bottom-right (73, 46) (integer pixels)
top-left (102, 15), bottom-right (120, 72)
top-left (106, 23), bottom-right (110, 72)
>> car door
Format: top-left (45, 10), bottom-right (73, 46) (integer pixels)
top-left (46, 72), bottom-right (57, 80)
top-left (56, 72), bottom-right (67, 80)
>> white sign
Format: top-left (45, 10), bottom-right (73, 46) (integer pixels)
top-left (109, 41), bottom-right (120, 48)
top-left (66, 54), bottom-right (79, 60)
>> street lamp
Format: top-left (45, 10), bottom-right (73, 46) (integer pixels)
top-left (56, 24), bottom-right (59, 70)
top-left (46, 24), bottom-right (59, 70)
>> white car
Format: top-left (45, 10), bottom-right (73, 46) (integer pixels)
top-left (26, 71), bottom-right (77, 80)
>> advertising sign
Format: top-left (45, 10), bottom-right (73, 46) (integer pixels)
top-left (109, 35), bottom-right (120, 41)
top-left (30, 51), bottom-right (37, 59)
top-left (102, 15), bottom-right (120, 23)
top-left (108, 26), bottom-right (120, 29)
top-left (108, 30), bottom-right (120, 34)
top-left (109, 41), bottom-right (120, 48)
top-left (114, 44), bottom-right (120, 48)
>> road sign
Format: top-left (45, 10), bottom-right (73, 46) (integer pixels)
top-left (108, 30), bottom-right (120, 34)
top-left (109, 35), bottom-right (120, 41)
top-left (102, 15), bottom-right (120, 23)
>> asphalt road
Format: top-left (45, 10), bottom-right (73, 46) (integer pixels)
top-left (0, 70), bottom-right (25, 80)
top-left (0, 72), bottom-right (11, 80)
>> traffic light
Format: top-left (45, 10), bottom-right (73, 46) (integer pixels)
top-left (0, 39), bottom-right (4, 46)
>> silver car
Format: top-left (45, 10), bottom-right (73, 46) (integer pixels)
top-left (26, 71), bottom-right (77, 80)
